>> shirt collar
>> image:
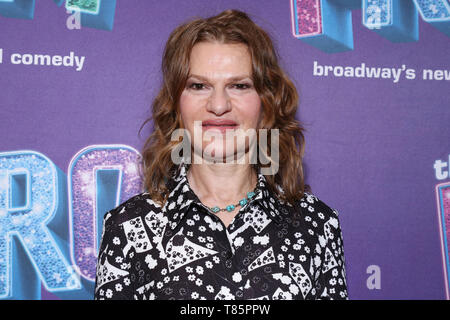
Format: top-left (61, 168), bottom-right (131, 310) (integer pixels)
top-left (162, 161), bottom-right (287, 232)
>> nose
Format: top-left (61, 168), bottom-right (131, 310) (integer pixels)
top-left (206, 88), bottom-right (231, 115)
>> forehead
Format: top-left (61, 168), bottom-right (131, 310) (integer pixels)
top-left (189, 42), bottom-right (252, 76)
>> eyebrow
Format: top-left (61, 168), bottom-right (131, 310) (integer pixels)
top-left (187, 74), bottom-right (253, 82)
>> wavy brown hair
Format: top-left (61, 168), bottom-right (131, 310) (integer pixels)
top-left (139, 9), bottom-right (308, 207)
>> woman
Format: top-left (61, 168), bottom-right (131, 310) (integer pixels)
top-left (94, 9), bottom-right (348, 300)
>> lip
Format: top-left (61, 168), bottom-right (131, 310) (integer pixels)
top-left (201, 119), bottom-right (239, 133)
top-left (202, 119), bottom-right (238, 126)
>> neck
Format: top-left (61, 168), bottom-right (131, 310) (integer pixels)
top-left (186, 162), bottom-right (257, 209)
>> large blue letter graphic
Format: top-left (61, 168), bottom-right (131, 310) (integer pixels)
top-left (291, 0), bottom-right (450, 52)
top-left (0, 151), bottom-right (82, 299)
top-left (0, 0), bottom-right (116, 31)
top-left (0, 146), bottom-right (143, 299)
top-left (413, 0), bottom-right (450, 36)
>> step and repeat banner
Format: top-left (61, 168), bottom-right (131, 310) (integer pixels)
top-left (0, 0), bottom-right (449, 300)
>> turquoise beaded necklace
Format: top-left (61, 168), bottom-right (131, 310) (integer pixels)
top-left (183, 161), bottom-right (259, 214)
top-left (208, 191), bottom-right (256, 213)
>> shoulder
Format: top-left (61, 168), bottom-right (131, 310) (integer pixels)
top-left (102, 192), bottom-right (163, 227)
top-left (288, 192), bottom-right (345, 251)
top-left (293, 191), bottom-right (341, 226)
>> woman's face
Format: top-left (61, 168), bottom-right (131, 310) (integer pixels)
top-left (179, 41), bottom-right (262, 163)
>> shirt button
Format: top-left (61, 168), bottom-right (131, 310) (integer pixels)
top-left (261, 283), bottom-right (269, 292)
top-left (222, 250), bottom-right (233, 259)
top-left (225, 260), bottom-right (232, 268)
top-left (236, 290), bottom-right (243, 298)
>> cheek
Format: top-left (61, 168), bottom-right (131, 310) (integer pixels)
top-left (238, 94), bottom-right (262, 127)
top-left (179, 93), bottom-right (199, 127)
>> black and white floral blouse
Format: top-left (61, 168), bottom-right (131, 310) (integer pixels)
top-left (94, 163), bottom-right (348, 300)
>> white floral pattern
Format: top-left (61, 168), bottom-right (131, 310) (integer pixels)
top-left (94, 163), bottom-right (348, 300)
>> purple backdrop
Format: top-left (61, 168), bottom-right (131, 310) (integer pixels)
top-left (1, 0), bottom-right (449, 300)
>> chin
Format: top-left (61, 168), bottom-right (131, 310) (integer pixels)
top-left (198, 143), bottom-right (248, 164)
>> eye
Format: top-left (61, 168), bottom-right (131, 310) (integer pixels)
top-left (232, 83), bottom-right (252, 90)
top-left (188, 83), bottom-right (206, 90)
